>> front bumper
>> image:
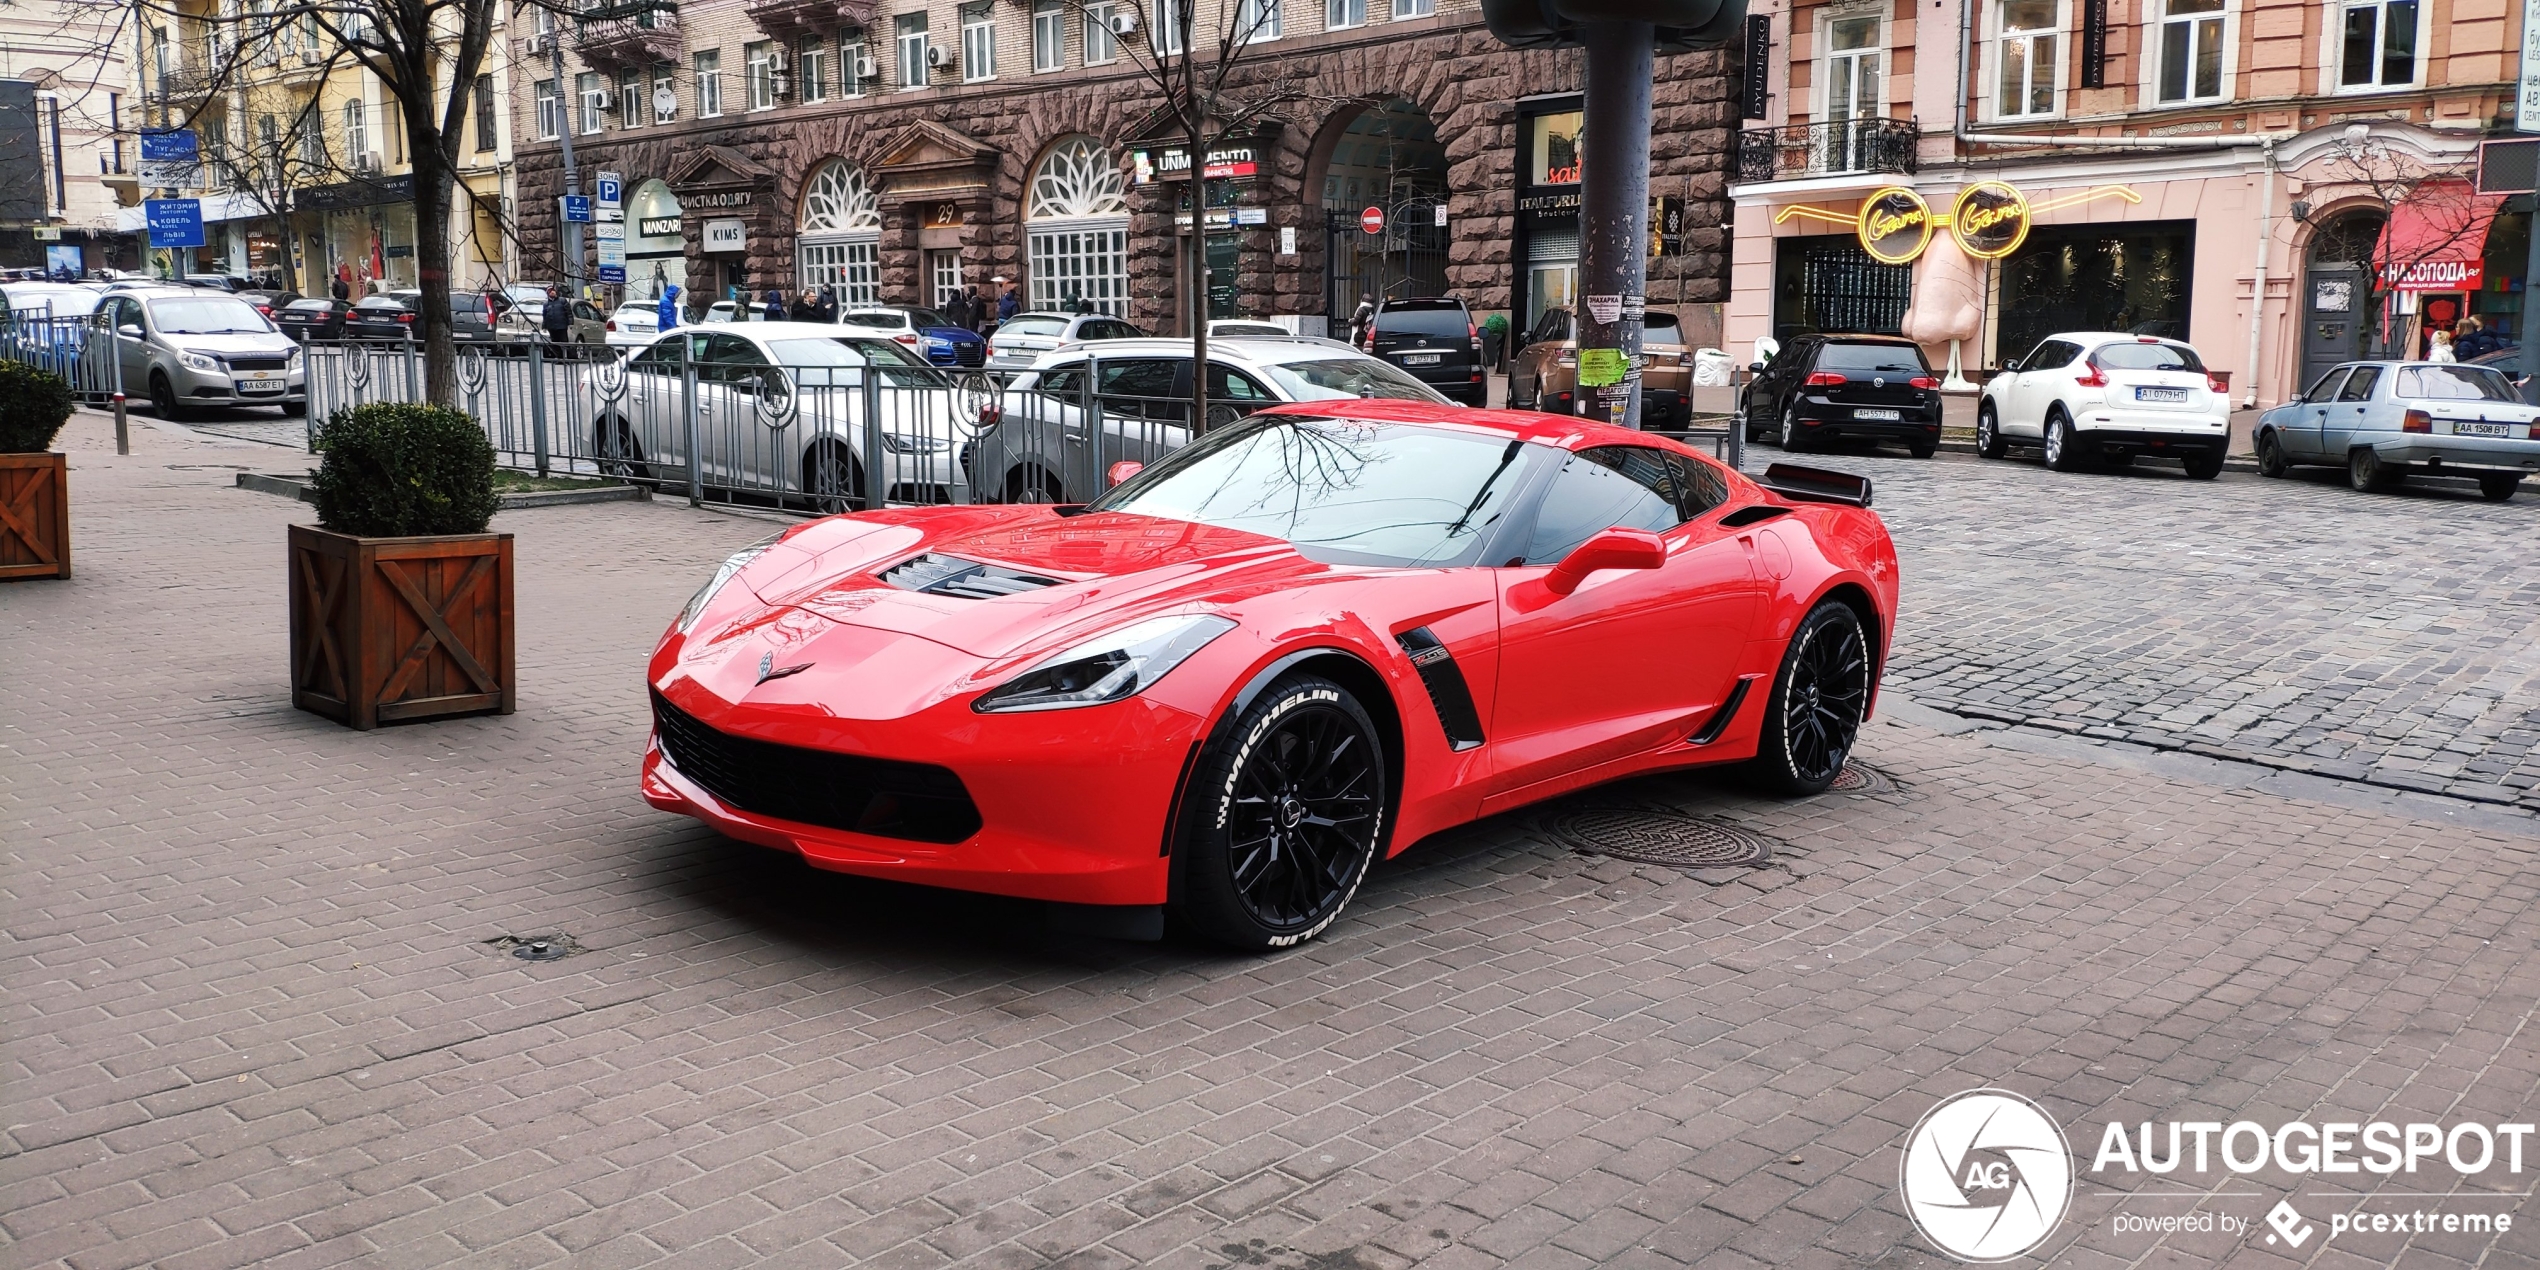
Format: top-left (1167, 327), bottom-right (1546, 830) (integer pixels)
top-left (2371, 434), bottom-right (2540, 474)
top-left (170, 361), bottom-right (305, 403)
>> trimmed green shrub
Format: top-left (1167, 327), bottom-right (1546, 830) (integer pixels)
top-left (310, 402), bottom-right (498, 538)
top-left (1479, 313), bottom-right (1510, 337)
top-left (0, 361), bottom-right (76, 452)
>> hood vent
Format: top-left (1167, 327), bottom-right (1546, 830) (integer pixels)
top-left (882, 553), bottom-right (1064, 600)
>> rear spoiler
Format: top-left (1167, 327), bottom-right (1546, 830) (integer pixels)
top-left (1756, 463), bottom-right (1874, 509)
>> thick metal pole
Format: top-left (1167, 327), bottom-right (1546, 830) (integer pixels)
top-left (551, 40), bottom-right (585, 299)
top-left (2522, 193), bottom-right (2540, 404)
top-left (1574, 21), bottom-right (1655, 429)
top-left (527, 342), bottom-right (550, 477)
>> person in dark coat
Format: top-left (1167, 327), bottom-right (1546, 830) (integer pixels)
top-left (541, 286), bottom-right (574, 347)
top-left (789, 289), bottom-right (822, 323)
top-left (2454, 316), bottom-right (2503, 361)
top-left (762, 288), bottom-right (786, 322)
top-left (943, 287), bottom-right (972, 331)
top-left (331, 275), bottom-right (350, 301)
top-left (997, 284), bottom-right (1019, 322)
top-left (815, 287), bottom-right (838, 323)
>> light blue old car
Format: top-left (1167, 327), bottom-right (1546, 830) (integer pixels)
top-left (2254, 361), bottom-right (2538, 501)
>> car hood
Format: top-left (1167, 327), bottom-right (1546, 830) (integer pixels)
top-left (733, 506), bottom-right (1317, 660)
top-left (166, 331), bottom-right (298, 354)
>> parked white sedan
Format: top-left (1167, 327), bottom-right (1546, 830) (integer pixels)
top-left (583, 324), bottom-right (972, 509)
top-left (985, 311), bottom-right (1143, 369)
top-left (605, 302), bottom-right (662, 349)
top-left (1978, 332), bottom-right (2230, 478)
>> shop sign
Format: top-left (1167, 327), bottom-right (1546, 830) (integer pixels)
top-left (1518, 191), bottom-right (1581, 214)
top-left (33, 227), bottom-right (62, 242)
top-left (2522, 0), bottom-right (2540, 134)
top-left (1856, 186), bottom-right (1935, 264)
top-left (1951, 180), bottom-right (2032, 259)
top-left (1156, 144), bottom-right (1259, 180)
top-left (638, 216), bottom-right (681, 238)
top-left (685, 190), bottom-right (753, 209)
top-left (702, 218), bottom-right (746, 252)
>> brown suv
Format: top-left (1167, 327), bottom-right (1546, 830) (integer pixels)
top-left (1509, 307), bottom-right (1693, 426)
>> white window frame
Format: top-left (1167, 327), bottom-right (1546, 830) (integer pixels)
top-left (843, 39), bottom-right (868, 96)
top-left (1236, 0), bottom-right (1281, 42)
top-left (577, 71), bottom-right (607, 134)
top-left (799, 35), bottom-right (828, 102)
top-left (927, 248), bottom-right (963, 309)
top-left (1149, 0), bottom-right (1181, 55)
top-left (1986, 0), bottom-right (2064, 122)
top-left (533, 78), bottom-right (561, 141)
top-left (652, 62), bottom-right (678, 122)
top-left (799, 160), bottom-right (882, 307)
top-left (745, 40), bottom-right (775, 111)
top-left (618, 68), bottom-right (643, 128)
top-left (1327, 0), bottom-right (1365, 29)
top-left (343, 99), bottom-right (367, 161)
top-left (2326, 0), bottom-right (2422, 94)
top-left (1392, 0), bottom-right (1435, 14)
top-left (694, 50), bottom-right (722, 117)
top-left (897, 14), bottom-right (930, 89)
top-left (1032, 1), bottom-right (1065, 71)
top-left (1813, 9), bottom-right (1886, 124)
top-left (961, 4), bottom-right (996, 80)
top-left (2146, 0), bottom-right (2234, 106)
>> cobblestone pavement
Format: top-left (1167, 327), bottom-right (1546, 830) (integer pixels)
top-left (4, 411), bottom-right (2536, 1270)
top-left (1766, 444), bottom-right (2540, 812)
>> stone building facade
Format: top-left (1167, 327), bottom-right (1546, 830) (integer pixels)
top-left (512, 0), bottom-right (1736, 337)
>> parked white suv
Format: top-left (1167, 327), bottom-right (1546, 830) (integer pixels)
top-left (1978, 332), bottom-right (2230, 478)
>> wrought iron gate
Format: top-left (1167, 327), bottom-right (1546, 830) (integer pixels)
top-left (1324, 205), bottom-right (1450, 335)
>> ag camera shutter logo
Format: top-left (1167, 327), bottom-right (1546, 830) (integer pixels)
top-left (1902, 1089), bottom-right (2074, 1261)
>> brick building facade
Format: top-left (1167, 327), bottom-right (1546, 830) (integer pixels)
top-left (511, 0), bottom-right (1738, 337)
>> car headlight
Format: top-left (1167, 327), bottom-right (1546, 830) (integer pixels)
top-left (284, 346), bottom-right (303, 368)
top-left (973, 613), bottom-right (1237, 714)
top-left (880, 432), bottom-right (952, 454)
top-left (181, 351), bottom-right (221, 373)
top-left (675, 543), bottom-right (771, 634)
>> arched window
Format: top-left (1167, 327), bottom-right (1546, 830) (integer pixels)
top-left (798, 159), bottom-right (881, 306)
top-left (1026, 136), bottom-right (1128, 316)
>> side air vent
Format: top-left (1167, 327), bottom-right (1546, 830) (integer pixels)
top-left (1396, 627), bottom-right (1485, 752)
top-left (1719, 505), bottom-right (1790, 528)
top-left (882, 553), bottom-right (1064, 600)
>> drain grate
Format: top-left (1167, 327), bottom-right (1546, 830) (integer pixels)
top-left (1541, 808), bottom-right (1777, 870)
top-left (484, 933), bottom-right (582, 961)
top-left (1827, 761), bottom-right (1899, 794)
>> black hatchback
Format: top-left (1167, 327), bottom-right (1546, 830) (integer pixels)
top-left (1361, 298), bottom-right (1485, 406)
top-left (1743, 335), bottom-right (1943, 457)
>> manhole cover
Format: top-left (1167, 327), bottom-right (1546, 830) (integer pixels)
top-left (1828, 761), bottom-right (1898, 794)
top-left (484, 933), bottom-right (581, 961)
top-left (1541, 808), bottom-right (1776, 869)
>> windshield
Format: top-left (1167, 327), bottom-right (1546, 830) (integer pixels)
top-left (147, 296), bottom-right (274, 334)
top-left (2396, 365), bottom-right (2518, 401)
top-left (2093, 340), bottom-right (2204, 372)
top-left (1816, 343), bottom-right (1926, 373)
top-left (1087, 416), bottom-right (1544, 567)
top-left (1258, 357), bottom-right (1451, 404)
top-left (999, 316), bottom-right (1068, 337)
top-left (839, 312), bottom-right (905, 330)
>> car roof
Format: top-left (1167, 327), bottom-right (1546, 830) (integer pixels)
top-left (1267, 398), bottom-right (1752, 463)
top-left (1377, 297), bottom-right (1466, 309)
top-left (2041, 331), bottom-right (2191, 346)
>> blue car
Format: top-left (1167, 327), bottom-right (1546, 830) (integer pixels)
top-left (2254, 360), bottom-right (2538, 501)
top-left (838, 307), bottom-right (987, 368)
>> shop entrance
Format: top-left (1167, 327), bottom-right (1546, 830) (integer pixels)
top-left (1995, 221), bottom-right (2194, 364)
top-left (1771, 235), bottom-right (1910, 341)
top-left (1206, 235), bottom-right (1240, 320)
top-left (2299, 211), bottom-right (2386, 386)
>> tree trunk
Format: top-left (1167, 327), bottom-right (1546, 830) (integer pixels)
top-left (1186, 107), bottom-right (1208, 437)
top-left (408, 126), bottom-right (459, 406)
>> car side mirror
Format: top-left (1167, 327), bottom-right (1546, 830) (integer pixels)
top-left (1748, 361), bottom-right (1766, 373)
top-left (1105, 460), bottom-right (1143, 488)
top-left (118, 323), bottom-right (143, 338)
top-left (2002, 358), bottom-right (2021, 372)
top-left (2285, 393), bottom-right (2304, 405)
top-left (1544, 527), bottom-right (1667, 596)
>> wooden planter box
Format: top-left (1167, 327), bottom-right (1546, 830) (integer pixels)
top-left (0, 452), bottom-right (70, 581)
top-left (289, 523), bottom-right (515, 729)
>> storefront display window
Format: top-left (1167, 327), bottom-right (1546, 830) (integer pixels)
top-left (1773, 235), bottom-right (1910, 340)
top-left (1529, 111), bottom-right (1582, 187)
top-left (1995, 221), bottom-right (2193, 365)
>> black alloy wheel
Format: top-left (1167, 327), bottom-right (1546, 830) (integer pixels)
top-left (1006, 464), bottom-right (1064, 504)
top-left (2255, 430), bottom-right (2289, 477)
top-left (1975, 403), bottom-right (2006, 459)
top-left (149, 371), bottom-right (191, 423)
top-left (594, 418), bottom-right (652, 482)
top-left (2181, 448), bottom-right (2225, 480)
top-left (1173, 674), bottom-right (1387, 951)
top-left (1748, 601), bottom-right (1872, 796)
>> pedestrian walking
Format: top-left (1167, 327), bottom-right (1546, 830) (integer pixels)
top-left (541, 285), bottom-right (574, 349)
top-left (944, 286), bottom-right (973, 331)
top-left (2427, 329), bottom-right (2455, 362)
top-left (657, 283), bottom-right (681, 333)
top-left (2454, 316), bottom-right (2500, 361)
top-left (1349, 293), bottom-right (1375, 347)
top-left (815, 287), bottom-right (838, 324)
top-left (331, 275), bottom-right (350, 302)
top-left (997, 281), bottom-right (1019, 323)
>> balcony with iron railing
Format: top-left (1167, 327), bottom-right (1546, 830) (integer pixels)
top-left (741, 0), bottom-right (876, 39)
top-left (568, 0), bottom-right (683, 69)
top-left (1737, 118), bottom-right (1919, 184)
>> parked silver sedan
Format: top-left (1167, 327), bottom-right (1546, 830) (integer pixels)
top-left (984, 311), bottom-right (1143, 369)
top-left (2254, 361), bottom-right (2538, 501)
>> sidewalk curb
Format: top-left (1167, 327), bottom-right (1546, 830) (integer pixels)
top-left (1933, 435), bottom-right (2258, 471)
top-left (235, 472), bottom-right (649, 508)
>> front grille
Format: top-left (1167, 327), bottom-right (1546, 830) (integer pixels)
top-left (224, 355), bottom-right (290, 371)
top-left (881, 553), bottom-right (1061, 599)
top-left (651, 691), bottom-right (981, 843)
top-left (954, 341), bottom-right (986, 367)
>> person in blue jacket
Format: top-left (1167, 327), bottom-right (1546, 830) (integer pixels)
top-left (657, 284), bottom-right (680, 333)
top-left (762, 288), bottom-right (786, 323)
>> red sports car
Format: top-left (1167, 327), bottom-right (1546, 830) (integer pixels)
top-left (643, 400), bottom-right (1899, 950)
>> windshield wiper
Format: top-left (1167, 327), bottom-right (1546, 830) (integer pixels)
top-left (1445, 439), bottom-right (1524, 538)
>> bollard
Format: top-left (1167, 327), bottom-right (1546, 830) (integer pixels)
top-left (112, 393), bottom-right (129, 455)
top-left (1726, 369), bottom-right (1746, 472)
top-left (861, 367), bottom-right (885, 511)
top-left (527, 342), bottom-right (550, 478)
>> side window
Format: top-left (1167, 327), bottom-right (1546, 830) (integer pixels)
top-left (1669, 452), bottom-right (1730, 519)
top-left (2338, 366), bottom-right (2381, 401)
top-left (1520, 446), bottom-right (1684, 564)
top-left (703, 333), bottom-right (770, 386)
top-left (628, 337), bottom-right (683, 376)
top-left (1207, 364), bottom-right (1271, 401)
top-left (1035, 363), bottom-right (1085, 396)
top-left (2303, 369), bottom-right (2349, 402)
top-left (1099, 358), bottom-right (1180, 417)
top-left (2023, 340), bottom-right (2073, 370)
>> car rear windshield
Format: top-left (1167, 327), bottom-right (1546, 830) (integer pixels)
top-left (1088, 417), bottom-right (1548, 567)
top-left (1374, 304), bottom-right (1469, 336)
top-left (1258, 357), bottom-right (1452, 403)
top-left (998, 316), bottom-right (1068, 337)
top-left (2093, 340), bottom-right (2204, 372)
top-left (147, 296), bottom-right (274, 334)
top-left (1815, 342), bottom-right (1926, 373)
top-left (839, 312), bottom-right (905, 330)
top-left (284, 299), bottom-right (332, 313)
top-left (2396, 365), bottom-right (2518, 402)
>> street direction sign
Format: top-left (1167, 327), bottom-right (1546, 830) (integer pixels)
top-left (562, 195), bottom-right (593, 223)
top-left (1360, 206), bottom-right (1384, 234)
top-left (599, 266), bottom-right (626, 283)
top-left (139, 129), bottom-right (198, 163)
top-left (144, 199), bottom-right (205, 248)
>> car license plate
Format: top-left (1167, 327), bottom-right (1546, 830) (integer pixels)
top-left (2454, 421), bottom-right (2509, 437)
top-left (2136, 387), bottom-right (2188, 402)
top-left (241, 372), bottom-right (280, 382)
top-left (1402, 353), bottom-right (1441, 365)
top-left (1853, 407), bottom-right (1901, 421)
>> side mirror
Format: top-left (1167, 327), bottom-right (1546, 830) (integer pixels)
top-left (117, 323), bottom-right (143, 338)
top-left (1544, 527), bottom-right (1666, 596)
top-left (2001, 358), bottom-right (2022, 372)
top-left (1105, 460), bottom-right (1143, 488)
top-left (1748, 361), bottom-right (1766, 373)
top-left (2285, 393), bottom-right (2304, 405)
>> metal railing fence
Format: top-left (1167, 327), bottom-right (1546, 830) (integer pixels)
top-left (1, 313), bottom-right (123, 402)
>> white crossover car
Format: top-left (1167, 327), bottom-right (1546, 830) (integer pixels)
top-left (1978, 332), bottom-right (2231, 478)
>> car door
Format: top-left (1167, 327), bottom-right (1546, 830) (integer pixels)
top-left (106, 296), bottom-right (151, 389)
top-left (2320, 364), bottom-right (2382, 456)
top-left (620, 335), bottom-right (691, 475)
top-left (2281, 367), bottom-right (2347, 459)
top-left (695, 331), bottom-right (775, 485)
top-left (2004, 340), bottom-right (2075, 434)
top-left (1748, 334), bottom-right (1808, 423)
top-left (1484, 445), bottom-right (1763, 805)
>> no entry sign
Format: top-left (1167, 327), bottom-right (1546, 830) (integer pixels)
top-left (1360, 206), bottom-right (1384, 234)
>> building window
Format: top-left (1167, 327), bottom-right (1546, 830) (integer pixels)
top-left (1236, 0), bottom-right (1280, 41)
top-left (2156, 0), bottom-right (2225, 101)
top-left (2337, 0), bottom-right (2416, 89)
top-left (652, 61), bottom-right (678, 121)
top-left (1026, 137), bottom-right (1130, 316)
top-left (897, 13), bottom-right (930, 88)
top-left (1822, 16), bottom-right (1882, 127)
top-left (577, 71), bottom-right (606, 133)
top-left (800, 35), bottom-right (828, 101)
top-left (1087, 2), bottom-right (1121, 62)
top-left (473, 75), bottom-right (497, 150)
top-left (694, 50), bottom-right (722, 116)
top-left (1328, 0), bottom-right (1364, 28)
top-left (534, 79), bottom-right (560, 140)
top-left (343, 100), bottom-right (367, 162)
top-left (1148, 0), bottom-right (1180, 55)
top-left (843, 39), bottom-right (868, 96)
top-left (799, 159), bottom-right (882, 306)
top-left (300, 113), bottom-right (324, 165)
top-left (745, 41), bottom-right (775, 110)
top-left (1033, 1), bottom-right (1065, 70)
top-left (1394, 0), bottom-right (1435, 14)
top-left (960, 4), bottom-right (996, 79)
top-left (618, 69), bottom-right (643, 127)
top-left (1994, 0), bottom-right (2057, 118)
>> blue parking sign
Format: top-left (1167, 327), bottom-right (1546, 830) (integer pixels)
top-left (562, 195), bottom-right (593, 223)
top-left (596, 176), bottom-right (621, 205)
top-left (144, 199), bottom-right (206, 248)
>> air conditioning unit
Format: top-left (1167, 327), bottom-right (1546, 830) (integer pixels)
top-left (525, 32), bottom-right (550, 53)
top-left (925, 45), bottom-right (946, 68)
top-left (1108, 9), bottom-right (1139, 34)
top-left (852, 53), bottom-right (875, 79)
top-left (767, 49), bottom-right (785, 71)
top-left (299, 45), bottom-right (322, 65)
top-left (354, 152), bottom-right (381, 174)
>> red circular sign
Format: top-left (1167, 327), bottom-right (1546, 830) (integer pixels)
top-left (1360, 206), bottom-right (1384, 235)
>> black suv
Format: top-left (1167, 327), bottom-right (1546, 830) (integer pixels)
top-left (1743, 335), bottom-right (1943, 457)
top-left (1360, 297), bottom-right (1485, 406)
